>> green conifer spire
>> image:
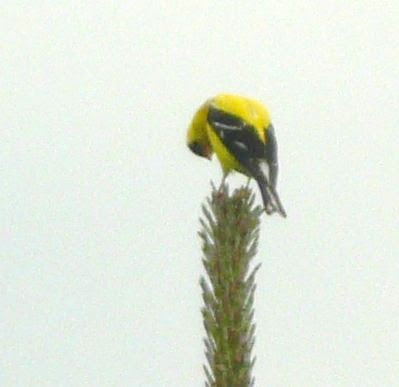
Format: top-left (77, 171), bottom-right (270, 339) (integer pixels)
top-left (199, 183), bottom-right (262, 387)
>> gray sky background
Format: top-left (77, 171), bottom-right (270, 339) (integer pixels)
top-left (1, 1), bottom-right (398, 386)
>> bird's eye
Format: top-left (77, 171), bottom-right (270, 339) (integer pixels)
top-left (189, 141), bottom-right (204, 157)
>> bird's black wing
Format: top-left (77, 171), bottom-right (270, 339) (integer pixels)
top-left (208, 106), bottom-right (286, 217)
top-left (207, 106), bottom-right (265, 174)
top-left (208, 106), bottom-right (276, 213)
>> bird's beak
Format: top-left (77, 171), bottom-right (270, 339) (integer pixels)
top-left (204, 144), bottom-right (212, 160)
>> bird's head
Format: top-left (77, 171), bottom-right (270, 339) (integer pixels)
top-left (186, 101), bottom-right (213, 160)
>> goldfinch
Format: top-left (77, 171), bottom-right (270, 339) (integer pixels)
top-left (187, 94), bottom-right (286, 217)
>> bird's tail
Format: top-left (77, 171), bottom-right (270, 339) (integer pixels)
top-left (256, 177), bottom-right (287, 218)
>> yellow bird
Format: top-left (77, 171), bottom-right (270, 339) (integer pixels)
top-left (187, 94), bottom-right (286, 217)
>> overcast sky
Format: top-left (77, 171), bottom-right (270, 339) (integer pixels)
top-left (1, 1), bottom-right (399, 386)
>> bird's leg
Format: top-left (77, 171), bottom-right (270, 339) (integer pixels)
top-left (218, 172), bottom-right (228, 192)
